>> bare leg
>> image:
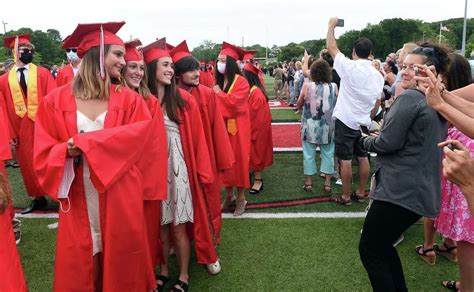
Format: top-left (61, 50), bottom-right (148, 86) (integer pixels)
top-left (172, 224), bottom-right (190, 284)
top-left (159, 224), bottom-right (170, 278)
top-left (457, 241), bottom-right (474, 292)
top-left (324, 174), bottom-right (332, 192)
top-left (236, 187), bottom-right (245, 202)
top-left (225, 187), bottom-right (235, 201)
top-left (339, 159), bottom-right (352, 200)
top-left (423, 218), bottom-right (437, 251)
top-left (251, 171), bottom-right (263, 190)
top-left (93, 253), bottom-right (103, 292)
top-left (357, 157), bottom-right (370, 196)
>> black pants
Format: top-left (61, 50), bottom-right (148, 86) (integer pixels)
top-left (359, 200), bottom-right (421, 292)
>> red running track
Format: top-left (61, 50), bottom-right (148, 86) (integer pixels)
top-left (272, 123), bottom-right (301, 148)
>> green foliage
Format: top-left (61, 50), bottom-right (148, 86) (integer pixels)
top-left (277, 42), bottom-right (304, 62)
top-left (191, 40), bottom-right (221, 62)
top-left (1, 27), bottom-right (66, 66)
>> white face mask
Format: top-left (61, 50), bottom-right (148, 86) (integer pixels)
top-left (66, 51), bottom-right (80, 62)
top-left (217, 62), bottom-right (226, 74)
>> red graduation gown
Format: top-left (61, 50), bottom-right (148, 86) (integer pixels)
top-left (199, 70), bottom-right (215, 88)
top-left (248, 86), bottom-right (273, 171)
top-left (141, 94), bottom-right (168, 267)
top-left (0, 200), bottom-right (27, 292)
top-left (216, 75), bottom-right (251, 188)
top-left (55, 64), bottom-right (75, 87)
top-left (0, 65), bottom-right (56, 197)
top-left (189, 85), bottom-right (234, 244)
top-left (34, 84), bottom-right (164, 292)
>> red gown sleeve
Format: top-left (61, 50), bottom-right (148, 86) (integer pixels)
top-left (216, 75), bottom-right (250, 118)
top-left (208, 90), bottom-right (234, 170)
top-left (73, 96), bottom-right (155, 194)
top-left (0, 92), bottom-right (11, 161)
top-left (34, 92), bottom-right (70, 199)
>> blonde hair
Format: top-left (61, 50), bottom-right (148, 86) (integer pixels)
top-left (372, 59), bottom-right (382, 68)
top-left (72, 46), bottom-right (112, 100)
top-left (295, 61), bottom-right (302, 70)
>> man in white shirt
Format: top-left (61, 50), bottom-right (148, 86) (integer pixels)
top-left (326, 17), bottom-right (384, 205)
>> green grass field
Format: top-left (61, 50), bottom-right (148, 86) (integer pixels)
top-left (17, 218), bottom-right (458, 291)
top-left (8, 136), bottom-right (459, 291)
top-left (271, 108), bottom-right (300, 122)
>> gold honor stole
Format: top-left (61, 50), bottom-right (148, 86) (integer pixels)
top-left (8, 64), bottom-right (39, 121)
top-left (226, 75), bottom-right (240, 136)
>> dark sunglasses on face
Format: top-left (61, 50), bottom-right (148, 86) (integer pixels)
top-left (66, 48), bottom-right (77, 53)
top-left (20, 49), bottom-right (33, 54)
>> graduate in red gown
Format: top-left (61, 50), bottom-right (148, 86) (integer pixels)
top-left (0, 90), bottom-right (27, 292)
top-left (199, 60), bottom-right (215, 88)
top-left (0, 34), bottom-right (56, 213)
top-left (214, 42), bottom-right (251, 216)
top-left (34, 22), bottom-right (163, 292)
top-left (144, 37), bottom-right (214, 292)
top-left (55, 37), bottom-right (81, 87)
top-left (243, 50), bottom-right (266, 87)
top-left (242, 61), bottom-right (273, 194)
top-left (122, 38), bottom-right (168, 271)
top-left (0, 172), bottom-right (27, 292)
top-left (170, 40), bottom-right (235, 274)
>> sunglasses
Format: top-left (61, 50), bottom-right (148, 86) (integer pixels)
top-left (66, 48), bottom-right (77, 53)
top-left (20, 49), bottom-right (34, 54)
top-left (412, 47), bottom-right (435, 56)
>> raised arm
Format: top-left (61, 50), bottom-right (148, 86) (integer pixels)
top-left (326, 17), bottom-right (341, 59)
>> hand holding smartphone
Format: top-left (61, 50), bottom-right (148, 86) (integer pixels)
top-left (336, 19), bottom-right (344, 27)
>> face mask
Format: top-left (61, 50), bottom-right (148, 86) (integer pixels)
top-left (19, 52), bottom-right (33, 65)
top-left (67, 51), bottom-right (80, 62)
top-left (217, 62), bottom-right (226, 74)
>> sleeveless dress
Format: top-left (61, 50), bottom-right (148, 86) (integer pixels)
top-left (76, 110), bottom-right (107, 255)
top-left (161, 114), bottom-right (194, 226)
top-left (435, 127), bottom-right (474, 243)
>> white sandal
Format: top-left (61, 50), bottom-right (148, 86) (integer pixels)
top-left (233, 200), bottom-right (247, 216)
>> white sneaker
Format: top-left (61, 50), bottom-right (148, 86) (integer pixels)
top-left (335, 179), bottom-right (342, 186)
top-left (206, 259), bottom-right (221, 275)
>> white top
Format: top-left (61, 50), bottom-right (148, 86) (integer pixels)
top-left (77, 110), bottom-right (107, 256)
top-left (15, 64), bottom-right (30, 82)
top-left (333, 52), bottom-right (384, 130)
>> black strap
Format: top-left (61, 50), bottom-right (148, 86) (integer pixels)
top-left (18, 68), bottom-right (27, 97)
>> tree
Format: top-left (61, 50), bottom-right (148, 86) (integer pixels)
top-left (277, 42), bottom-right (304, 62)
top-left (269, 45), bottom-right (280, 58)
top-left (191, 40), bottom-right (221, 61)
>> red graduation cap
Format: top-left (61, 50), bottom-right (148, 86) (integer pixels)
top-left (62, 22), bottom-right (125, 58)
top-left (142, 37), bottom-right (170, 65)
top-left (166, 43), bottom-right (175, 51)
top-left (4, 34), bottom-right (31, 49)
top-left (61, 35), bottom-right (72, 49)
top-left (169, 40), bottom-right (192, 64)
top-left (209, 60), bottom-right (215, 66)
top-left (219, 42), bottom-right (245, 60)
top-left (243, 50), bottom-right (257, 61)
top-left (243, 62), bottom-right (261, 76)
top-left (124, 39), bottom-right (143, 62)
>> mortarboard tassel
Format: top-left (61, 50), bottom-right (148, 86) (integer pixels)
top-left (99, 25), bottom-right (106, 80)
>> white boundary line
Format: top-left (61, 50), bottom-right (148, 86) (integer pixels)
top-left (223, 212), bottom-right (367, 219)
top-left (16, 212), bottom-right (366, 219)
top-left (274, 147), bottom-right (302, 152)
top-left (271, 122), bottom-right (300, 125)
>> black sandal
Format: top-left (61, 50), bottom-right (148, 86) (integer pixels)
top-left (351, 191), bottom-right (365, 202)
top-left (332, 195), bottom-right (352, 206)
top-left (415, 245), bottom-right (436, 265)
top-left (441, 280), bottom-right (460, 291)
top-left (170, 280), bottom-right (189, 292)
top-left (434, 242), bottom-right (458, 262)
top-left (249, 179), bottom-right (263, 194)
top-left (156, 275), bottom-right (169, 292)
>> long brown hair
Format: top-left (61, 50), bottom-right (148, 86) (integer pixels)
top-left (146, 59), bottom-right (185, 123)
top-left (121, 61), bottom-right (152, 98)
top-left (72, 45), bottom-right (112, 100)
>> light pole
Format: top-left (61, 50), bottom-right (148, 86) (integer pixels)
top-left (2, 21), bottom-right (7, 35)
top-left (461, 0), bottom-right (468, 55)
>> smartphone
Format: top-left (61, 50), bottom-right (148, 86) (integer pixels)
top-left (336, 19), bottom-right (345, 27)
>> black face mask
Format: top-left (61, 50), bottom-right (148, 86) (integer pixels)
top-left (19, 52), bottom-right (33, 65)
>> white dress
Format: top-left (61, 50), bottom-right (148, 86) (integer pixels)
top-left (77, 110), bottom-right (107, 256)
top-left (161, 114), bottom-right (194, 226)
